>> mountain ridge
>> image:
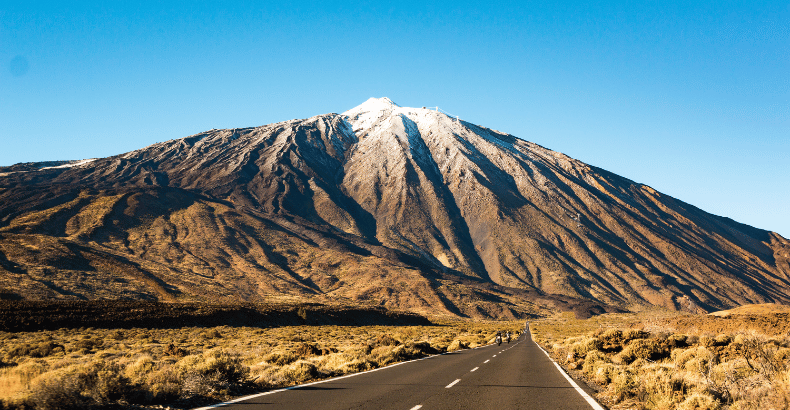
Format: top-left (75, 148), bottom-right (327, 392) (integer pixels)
top-left (1, 98), bottom-right (788, 318)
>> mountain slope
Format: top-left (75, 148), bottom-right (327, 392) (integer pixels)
top-left (1, 98), bottom-right (788, 316)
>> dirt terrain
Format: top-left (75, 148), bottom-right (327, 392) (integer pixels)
top-left (658, 304), bottom-right (790, 337)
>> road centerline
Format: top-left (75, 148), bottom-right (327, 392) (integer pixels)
top-left (445, 379), bottom-right (461, 388)
top-left (470, 367), bottom-right (479, 372)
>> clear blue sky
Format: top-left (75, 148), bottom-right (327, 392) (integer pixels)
top-left (2, 1), bottom-right (788, 237)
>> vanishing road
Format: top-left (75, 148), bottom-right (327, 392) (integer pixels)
top-left (200, 331), bottom-right (602, 410)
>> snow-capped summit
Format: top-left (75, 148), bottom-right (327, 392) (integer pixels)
top-left (343, 97), bottom-right (400, 115)
top-left (342, 97), bottom-right (465, 140)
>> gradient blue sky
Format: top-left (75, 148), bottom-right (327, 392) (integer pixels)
top-left (2, 1), bottom-right (788, 237)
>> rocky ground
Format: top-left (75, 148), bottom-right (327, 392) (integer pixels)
top-left (0, 300), bottom-right (430, 332)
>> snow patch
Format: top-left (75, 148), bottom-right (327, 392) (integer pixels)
top-left (39, 158), bottom-right (97, 170)
top-left (343, 97), bottom-right (467, 140)
top-left (343, 97), bottom-right (400, 116)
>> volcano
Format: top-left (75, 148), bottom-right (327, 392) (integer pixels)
top-left (1, 98), bottom-right (788, 318)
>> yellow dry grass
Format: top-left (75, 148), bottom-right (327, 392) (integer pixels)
top-left (531, 308), bottom-right (790, 410)
top-left (0, 320), bottom-right (522, 409)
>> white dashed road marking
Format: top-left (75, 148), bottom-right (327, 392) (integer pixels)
top-left (446, 379), bottom-right (461, 388)
top-left (471, 367), bottom-right (479, 372)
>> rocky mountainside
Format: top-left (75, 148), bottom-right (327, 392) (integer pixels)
top-left (1, 97), bottom-right (788, 318)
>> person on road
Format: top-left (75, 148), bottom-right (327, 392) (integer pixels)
top-left (506, 331), bottom-right (511, 343)
top-left (495, 330), bottom-right (502, 346)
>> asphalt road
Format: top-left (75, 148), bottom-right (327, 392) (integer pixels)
top-left (202, 331), bottom-right (601, 410)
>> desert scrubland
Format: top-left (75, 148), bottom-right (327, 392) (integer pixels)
top-left (532, 304), bottom-right (790, 410)
top-left (0, 316), bottom-right (522, 409)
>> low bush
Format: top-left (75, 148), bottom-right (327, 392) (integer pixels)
top-left (178, 349), bottom-right (248, 385)
top-left (280, 361), bottom-right (318, 384)
top-left (26, 361), bottom-right (132, 410)
top-left (372, 334), bottom-right (399, 347)
top-left (262, 352), bottom-right (297, 366)
top-left (446, 339), bottom-right (469, 352)
top-left (677, 392), bottom-right (720, 410)
top-left (5, 342), bottom-right (64, 360)
top-left (294, 343), bottom-right (321, 357)
top-left (616, 338), bottom-right (669, 364)
top-left (571, 337), bottom-right (602, 358)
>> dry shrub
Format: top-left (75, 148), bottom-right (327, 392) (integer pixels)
top-left (667, 333), bottom-right (690, 349)
top-left (591, 363), bottom-right (617, 385)
top-left (372, 345), bottom-right (408, 366)
top-left (71, 337), bottom-right (103, 354)
top-left (775, 347), bottom-right (790, 363)
top-left (705, 334), bottom-right (790, 409)
top-left (26, 370), bottom-right (87, 410)
top-left (338, 358), bottom-right (374, 374)
top-left (27, 361), bottom-right (132, 410)
top-left (321, 346), bottom-right (339, 355)
top-left (446, 339), bottom-right (468, 352)
top-left (408, 341), bottom-right (438, 356)
top-left (263, 352), bottom-right (297, 366)
top-left (7, 359), bottom-right (48, 385)
top-left (571, 337), bottom-right (602, 358)
top-left (677, 392), bottom-right (720, 410)
top-left (0, 359), bottom-right (48, 406)
top-left (634, 363), bottom-right (679, 409)
top-left (5, 342), bottom-right (64, 360)
top-left (125, 354), bottom-right (156, 385)
top-left (392, 328), bottom-right (419, 342)
top-left (609, 368), bottom-right (637, 402)
top-left (280, 361), bottom-right (318, 384)
top-left (178, 349), bottom-right (248, 385)
top-left (617, 338), bottom-right (669, 364)
top-left (294, 343), bottom-right (321, 357)
top-left (164, 343), bottom-right (188, 358)
top-left (372, 334), bottom-right (399, 347)
top-left (204, 329), bottom-right (222, 339)
top-left (600, 329), bottom-right (623, 345)
top-left (168, 350), bottom-right (249, 400)
top-left (583, 349), bottom-right (616, 385)
top-left (140, 366), bottom-right (181, 403)
top-left (582, 350), bottom-right (609, 377)
top-left (181, 372), bottom-right (217, 397)
top-left (673, 346), bottom-right (715, 371)
top-left (713, 334), bottom-right (731, 346)
top-left (81, 361), bottom-right (131, 404)
top-left (622, 329), bottom-right (649, 342)
top-left (599, 329), bottom-right (625, 353)
top-left (369, 342), bottom-right (438, 367)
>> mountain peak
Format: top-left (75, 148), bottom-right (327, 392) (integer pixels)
top-left (343, 97), bottom-right (400, 116)
top-left (2, 97), bottom-right (789, 318)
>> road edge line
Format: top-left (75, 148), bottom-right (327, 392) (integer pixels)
top-left (535, 342), bottom-right (606, 410)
